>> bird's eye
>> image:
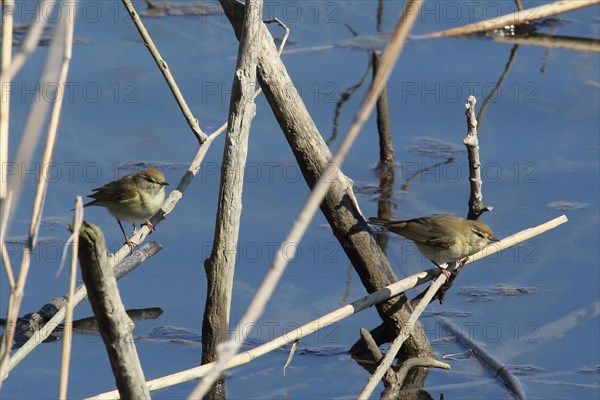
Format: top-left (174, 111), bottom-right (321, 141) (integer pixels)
top-left (474, 230), bottom-right (485, 238)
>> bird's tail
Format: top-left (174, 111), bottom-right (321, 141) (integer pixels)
top-left (70, 200), bottom-right (96, 212)
top-left (367, 217), bottom-right (391, 226)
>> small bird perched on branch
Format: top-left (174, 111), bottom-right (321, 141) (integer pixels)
top-left (82, 167), bottom-right (169, 248)
top-left (368, 215), bottom-right (497, 277)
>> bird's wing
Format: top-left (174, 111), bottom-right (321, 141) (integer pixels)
top-left (424, 234), bottom-right (455, 249)
top-left (369, 217), bottom-right (454, 248)
top-left (86, 180), bottom-right (138, 205)
top-left (392, 223), bottom-right (433, 243)
top-left (396, 219), bottom-right (455, 248)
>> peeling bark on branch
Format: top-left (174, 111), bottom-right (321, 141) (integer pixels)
top-left (202, 1), bottom-right (262, 398)
top-left (218, 0), bottom-right (431, 358)
top-left (78, 222), bottom-right (149, 400)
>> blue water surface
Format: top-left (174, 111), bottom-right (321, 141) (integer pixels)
top-left (1, 1), bottom-right (599, 399)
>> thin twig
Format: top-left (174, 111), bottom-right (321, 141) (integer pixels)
top-left (282, 340), bottom-right (298, 376)
top-left (120, 0), bottom-right (207, 144)
top-left (477, 46), bottom-right (520, 132)
top-left (401, 158), bottom-right (454, 192)
top-left (88, 215), bottom-right (568, 399)
top-left (381, 356), bottom-right (449, 398)
top-left (514, 0), bottom-right (524, 11)
top-left (397, 356), bottom-right (450, 380)
top-left (464, 96), bottom-right (492, 220)
top-left (326, 61), bottom-right (372, 146)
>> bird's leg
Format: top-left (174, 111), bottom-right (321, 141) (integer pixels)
top-left (434, 262), bottom-right (459, 304)
top-left (431, 260), bottom-right (451, 279)
top-left (117, 220), bottom-right (136, 250)
top-left (142, 219), bottom-right (155, 233)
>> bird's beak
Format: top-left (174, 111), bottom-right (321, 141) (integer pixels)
top-left (162, 182), bottom-right (169, 186)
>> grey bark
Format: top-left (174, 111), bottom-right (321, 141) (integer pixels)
top-left (78, 222), bottom-right (150, 399)
top-left (218, 0), bottom-right (431, 357)
top-left (202, 0), bottom-right (262, 398)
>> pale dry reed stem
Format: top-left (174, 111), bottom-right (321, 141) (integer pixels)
top-left (0, 2), bottom-right (76, 382)
top-left (418, 0), bottom-right (600, 39)
top-left (58, 197), bottom-right (83, 400)
top-left (89, 215), bottom-right (567, 399)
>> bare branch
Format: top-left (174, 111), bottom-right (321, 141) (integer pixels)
top-left (418, 0), bottom-right (600, 39)
top-left (381, 356), bottom-right (450, 399)
top-left (89, 215), bottom-right (567, 398)
top-left (78, 222), bottom-right (149, 399)
top-left (120, 0), bottom-right (207, 143)
top-left (358, 262), bottom-right (457, 399)
top-left (464, 96), bottom-right (493, 220)
top-left (195, 0), bottom-right (263, 397)
top-left (199, 0), bottom-right (426, 389)
top-left (3, 242), bottom-right (162, 379)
